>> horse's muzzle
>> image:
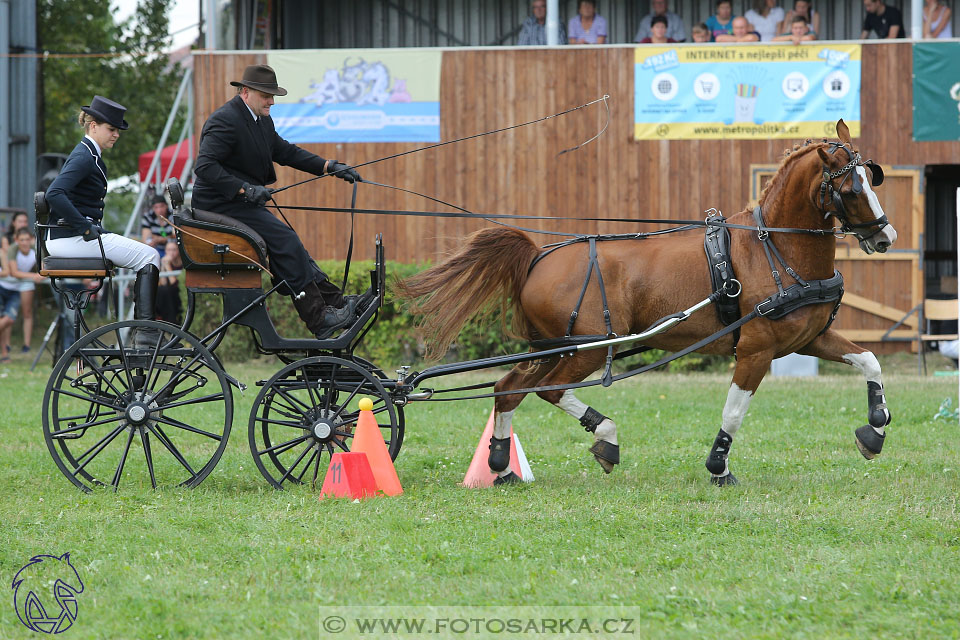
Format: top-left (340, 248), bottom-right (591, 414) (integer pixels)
top-left (861, 224), bottom-right (897, 254)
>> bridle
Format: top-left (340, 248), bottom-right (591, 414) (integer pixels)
top-left (817, 141), bottom-right (888, 244)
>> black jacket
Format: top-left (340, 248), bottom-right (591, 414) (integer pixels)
top-left (45, 138), bottom-right (107, 239)
top-left (192, 95), bottom-right (328, 210)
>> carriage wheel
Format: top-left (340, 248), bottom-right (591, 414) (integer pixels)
top-left (42, 320), bottom-right (232, 492)
top-left (248, 356), bottom-right (402, 490)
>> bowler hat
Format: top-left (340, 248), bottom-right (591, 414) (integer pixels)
top-left (81, 96), bottom-right (129, 130)
top-left (230, 64), bottom-right (288, 96)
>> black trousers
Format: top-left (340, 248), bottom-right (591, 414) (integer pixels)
top-left (193, 199), bottom-right (343, 305)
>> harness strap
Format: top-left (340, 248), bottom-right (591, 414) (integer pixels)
top-left (341, 181), bottom-right (358, 291)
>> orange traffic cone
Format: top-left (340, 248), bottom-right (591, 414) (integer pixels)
top-left (351, 398), bottom-right (403, 496)
top-left (461, 407), bottom-right (532, 488)
top-left (319, 451), bottom-right (378, 500)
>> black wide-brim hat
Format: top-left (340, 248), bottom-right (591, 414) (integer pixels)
top-left (230, 64), bottom-right (288, 96)
top-left (81, 95), bottom-right (129, 130)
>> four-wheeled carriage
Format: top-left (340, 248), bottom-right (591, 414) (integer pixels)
top-left (37, 179), bottom-right (403, 492)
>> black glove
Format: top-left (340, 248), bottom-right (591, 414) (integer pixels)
top-left (82, 226), bottom-right (100, 242)
top-left (327, 161), bottom-right (361, 184)
top-left (241, 182), bottom-right (271, 206)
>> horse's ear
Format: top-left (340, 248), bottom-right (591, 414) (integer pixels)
top-left (817, 147), bottom-right (833, 166)
top-left (836, 119), bottom-right (851, 143)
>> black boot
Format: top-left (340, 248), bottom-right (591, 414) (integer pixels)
top-left (292, 282), bottom-right (330, 336)
top-left (132, 265), bottom-right (161, 350)
top-left (293, 281), bottom-right (359, 339)
top-left (314, 299), bottom-right (359, 339)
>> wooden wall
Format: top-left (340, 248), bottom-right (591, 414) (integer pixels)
top-left (192, 42), bottom-right (958, 264)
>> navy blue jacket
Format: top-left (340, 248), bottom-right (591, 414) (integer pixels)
top-left (45, 138), bottom-right (107, 240)
top-left (192, 95), bottom-right (328, 211)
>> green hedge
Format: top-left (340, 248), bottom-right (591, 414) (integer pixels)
top-left (185, 260), bottom-right (729, 374)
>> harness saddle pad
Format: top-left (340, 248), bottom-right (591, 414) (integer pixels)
top-left (703, 215), bottom-right (740, 326)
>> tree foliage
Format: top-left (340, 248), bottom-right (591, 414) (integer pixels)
top-left (39, 0), bottom-right (185, 178)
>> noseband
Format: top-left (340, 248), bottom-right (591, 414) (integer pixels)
top-left (817, 141), bottom-right (888, 242)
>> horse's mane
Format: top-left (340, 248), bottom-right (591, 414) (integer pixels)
top-left (756, 139), bottom-right (836, 209)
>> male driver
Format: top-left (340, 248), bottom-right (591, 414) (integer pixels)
top-left (192, 64), bottom-right (367, 339)
top-left (634, 0), bottom-right (687, 43)
top-left (861, 0), bottom-right (905, 38)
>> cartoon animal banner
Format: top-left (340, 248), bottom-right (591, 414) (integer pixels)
top-left (633, 44), bottom-right (862, 140)
top-left (912, 42), bottom-right (960, 142)
top-left (266, 49), bottom-right (441, 143)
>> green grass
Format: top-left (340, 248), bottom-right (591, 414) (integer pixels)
top-left (0, 352), bottom-right (958, 639)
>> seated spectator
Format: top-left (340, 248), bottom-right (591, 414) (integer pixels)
top-left (568, 0), bottom-right (607, 44)
top-left (518, 0), bottom-right (567, 45)
top-left (634, 0), bottom-right (687, 43)
top-left (772, 14), bottom-right (817, 42)
top-left (156, 240), bottom-right (183, 325)
top-left (141, 194), bottom-right (174, 256)
top-left (639, 15), bottom-right (678, 43)
top-left (781, 0), bottom-right (819, 37)
top-left (861, 0), bottom-right (905, 38)
top-left (716, 16), bottom-right (761, 41)
top-left (8, 227), bottom-right (43, 354)
top-left (745, 0), bottom-right (785, 41)
top-left (923, 0), bottom-right (952, 38)
top-left (705, 0), bottom-right (736, 40)
top-left (691, 22), bottom-right (712, 42)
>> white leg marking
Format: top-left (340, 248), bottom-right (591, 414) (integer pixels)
top-left (843, 351), bottom-right (888, 435)
top-left (856, 166), bottom-right (898, 247)
top-left (493, 410), bottom-right (514, 440)
top-left (721, 383), bottom-right (754, 438)
top-left (557, 390), bottom-right (617, 445)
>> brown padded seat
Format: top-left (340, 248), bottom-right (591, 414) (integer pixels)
top-left (173, 207), bottom-right (269, 268)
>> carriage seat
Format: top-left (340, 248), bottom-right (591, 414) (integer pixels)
top-left (39, 256), bottom-right (115, 278)
top-left (173, 207), bottom-right (268, 269)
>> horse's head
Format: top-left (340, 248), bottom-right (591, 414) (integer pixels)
top-left (814, 120), bottom-right (898, 254)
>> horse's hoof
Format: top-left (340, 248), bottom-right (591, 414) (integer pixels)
top-left (855, 424), bottom-right (884, 460)
top-left (493, 471), bottom-right (522, 486)
top-left (710, 473), bottom-right (739, 487)
top-left (589, 440), bottom-right (619, 474)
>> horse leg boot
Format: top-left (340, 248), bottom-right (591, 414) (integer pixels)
top-left (554, 390), bottom-right (619, 473)
top-left (706, 383), bottom-right (754, 486)
top-left (131, 265), bottom-right (161, 350)
top-left (799, 329), bottom-right (891, 459)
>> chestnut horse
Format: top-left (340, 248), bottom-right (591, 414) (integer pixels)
top-left (398, 121), bottom-right (898, 485)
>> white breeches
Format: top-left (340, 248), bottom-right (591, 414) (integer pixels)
top-left (47, 233), bottom-right (160, 272)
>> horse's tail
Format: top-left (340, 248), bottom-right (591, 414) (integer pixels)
top-left (396, 227), bottom-right (540, 360)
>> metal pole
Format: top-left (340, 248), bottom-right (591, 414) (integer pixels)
top-left (911, 0), bottom-right (923, 39)
top-left (0, 0), bottom-right (10, 207)
top-left (546, 0), bottom-right (560, 45)
top-left (205, 0), bottom-right (218, 50)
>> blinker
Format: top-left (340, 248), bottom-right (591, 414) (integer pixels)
top-left (865, 161), bottom-right (884, 186)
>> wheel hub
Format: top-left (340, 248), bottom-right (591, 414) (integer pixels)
top-left (306, 408), bottom-right (339, 442)
top-left (125, 402), bottom-right (150, 426)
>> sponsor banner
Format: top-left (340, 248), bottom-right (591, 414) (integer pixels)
top-left (912, 42), bottom-right (960, 142)
top-left (634, 44), bottom-right (861, 140)
top-left (267, 49), bottom-right (441, 143)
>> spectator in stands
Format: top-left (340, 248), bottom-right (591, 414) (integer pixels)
top-left (745, 0), bottom-right (785, 41)
top-left (8, 228), bottom-right (43, 354)
top-left (691, 22), bottom-right (712, 42)
top-left (638, 15), bottom-right (679, 43)
top-left (568, 0), bottom-right (607, 44)
top-left (1, 211), bottom-right (33, 355)
top-left (518, 0), bottom-right (567, 45)
top-left (716, 16), bottom-right (761, 41)
top-left (772, 14), bottom-right (817, 42)
top-left (634, 0), bottom-right (687, 43)
top-left (861, 0), bottom-right (904, 38)
top-left (705, 0), bottom-right (736, 40)
top-left (781, 0), bottom-right (820, 37)
top-left (1, 210), bottom-right (28, 255)
top-left (923, 0), bottom-right (952, 38)
top-left (156, 239), bottom-right (183, 325)
top-left (141, 194), bottom-right (174, 256)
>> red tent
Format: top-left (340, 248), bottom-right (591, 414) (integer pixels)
top-left (138, 141), bottom-right (192, 183)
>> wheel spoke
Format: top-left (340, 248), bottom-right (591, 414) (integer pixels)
top-left (277, 442), bottom-right (313, 487)
top-left (140, 430), bottom-right (156, 489)
top-left (254, 416), bottom-right (305, 429)
top-left (296, 447), bottom-right (319, 483)
top-left (258, 434), bottom-right (310, 457)
top-left (154, 415), bottom-right (223, 441)
top-left (330, 379), bottom-right (367, 421)
top-left (53, 385), bottom-right (125, 411)
top-left (111, 328), bottom-right (138, 393)
top-left (146, 350), bottom-right (206, 404)
top-left (311, 445), bottom-right (322, 488)
top-left (111, 428), bottom-right (136, 489)
top-left (72, 425), bottom-right (126, 474)
top-left (50, 414), bottom-right (126, 438)
top-left (273, 385), bottom-right (312, 414)
top-left (301, 366), bottom-right (320, 408)
top-left (76, 351), bottom-right (128, 400)
top-left (146, 424), bottom-right (197, 477)
top-left (157, 391), bottom-right (225, 412)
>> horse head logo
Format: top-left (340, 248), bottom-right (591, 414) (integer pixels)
top-left (11, 553), bottom-right (84, 634)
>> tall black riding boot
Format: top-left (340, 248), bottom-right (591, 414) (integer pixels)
top-left (132, 264), bottom-right (161, 350)
top-left (292, 281), bottom-right (330, 336)
top-left (292, 281), bottom-right (358, 339)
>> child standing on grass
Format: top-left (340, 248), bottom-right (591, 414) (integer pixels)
top-left (0, 237), bottom-right (21, 362)
top-left (9, 228), bottom-right (43, 354)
